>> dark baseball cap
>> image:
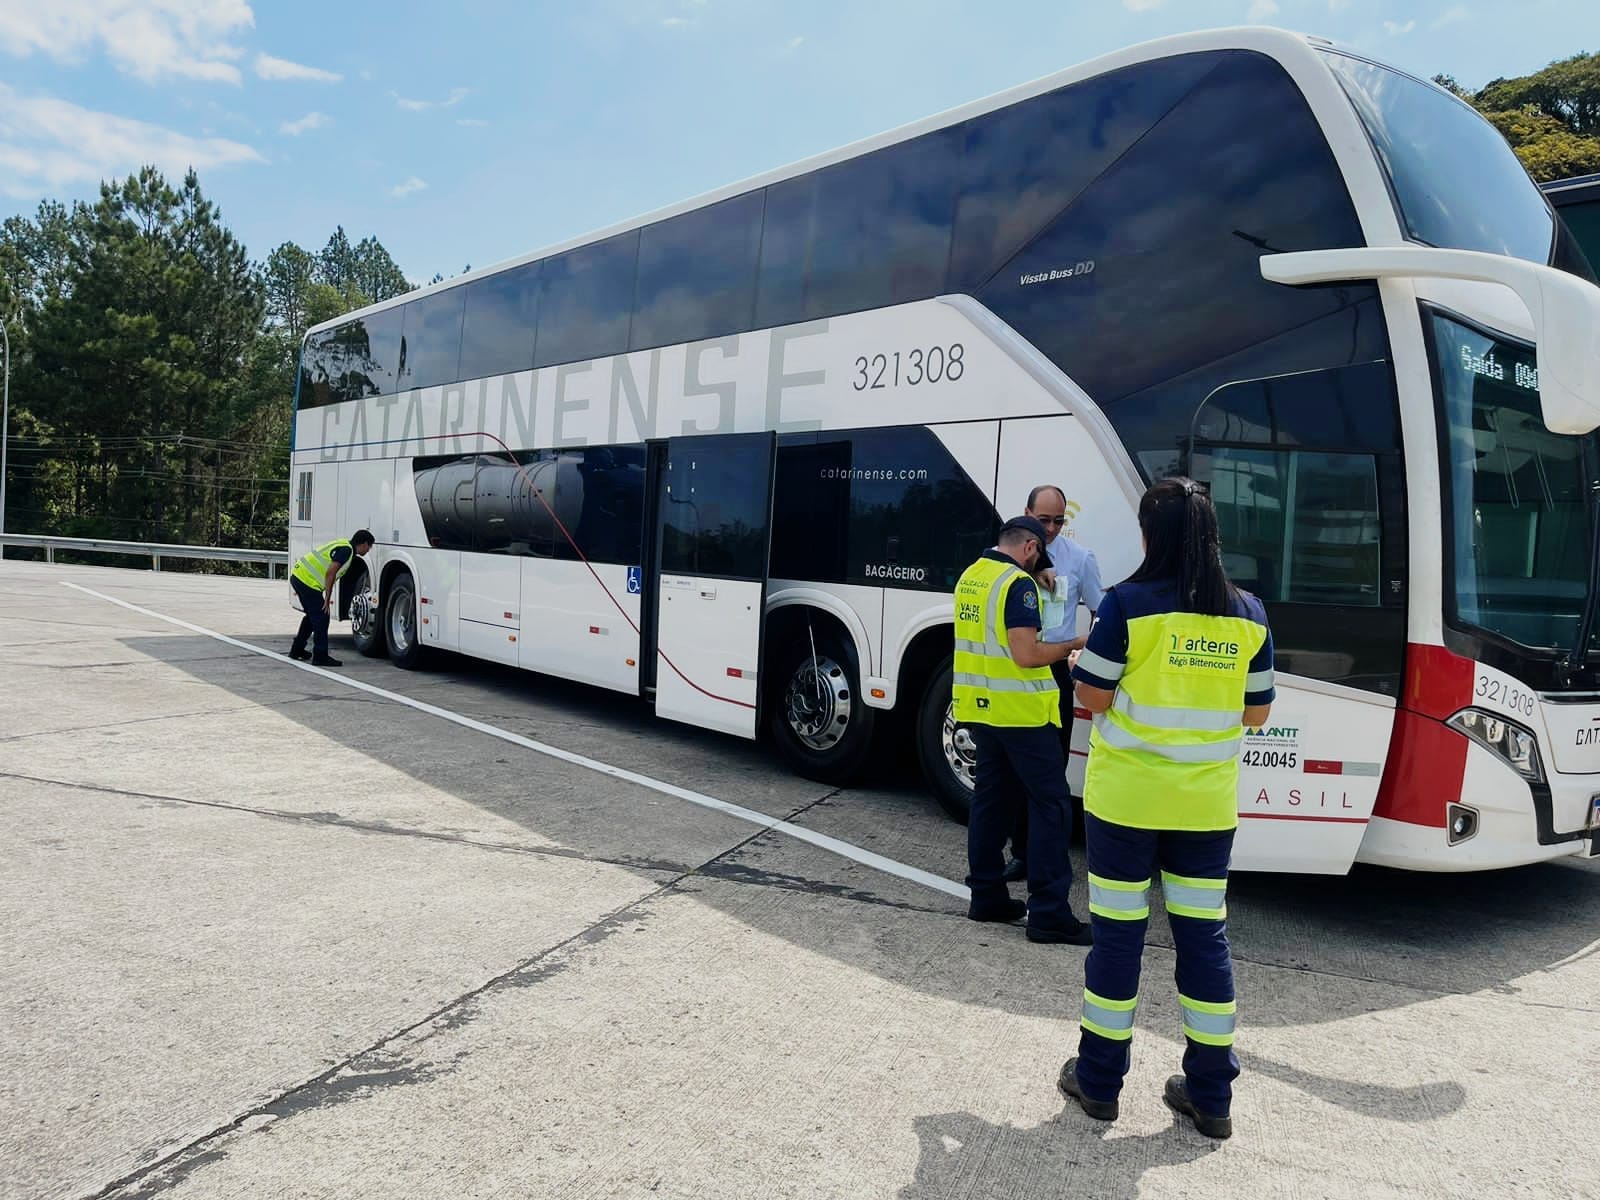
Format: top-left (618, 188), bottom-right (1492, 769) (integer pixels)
top-left (1001, 515), bottom-right (1050, 543)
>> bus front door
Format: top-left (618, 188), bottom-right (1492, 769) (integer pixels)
top-left (647, 432), bottom-right (776, 740)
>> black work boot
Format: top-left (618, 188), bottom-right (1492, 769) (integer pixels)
top-left (288, 647), bottom-right (310, 661)
top-left (311, 654), bottom-right (343, 667)
top-left (1058, 1057), bottom-right (1118, 1121)
top-left (1025, 918), bottom-right (1093, 946)
top-left (967, 896), bottom-right (1027, 923)
top-left (1163, 1075), bottom-right (1232, 1139)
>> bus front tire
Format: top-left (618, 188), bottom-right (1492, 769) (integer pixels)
top-left (384, 572), bottom-right (425, 670)
top-left (350, 586), bottom-right (386, 658)
top-left (767, 634), bottom-right (876, 785)
top-left (916, 658), bottom-right (975, 824)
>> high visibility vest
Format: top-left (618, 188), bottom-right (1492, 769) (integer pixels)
top-left (292, 539), bottom-right (354, 591)
top-left (952, 556), bottom-right (1060, 728)
top-left (1082, 605), bottom-right (1268, 831)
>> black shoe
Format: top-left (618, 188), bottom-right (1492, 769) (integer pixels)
top-left (1002, 857), bottom-right (1027, 883)
top-left (1025, 919), bottom-right (1093, 946)
top-left (967, 897), bottom-right (1027, 923)
top-left (310, 654), bottom-right (343, 667)
top-left (1163, 1075), bottom-right (1232, 1140)
top-left (1058, 1057), bottom-right (1119, 1121)
top-left (288, 648), bottom-right (310, 661)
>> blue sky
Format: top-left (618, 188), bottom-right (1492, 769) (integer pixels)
top-left (1, 0), bottom-right (1595, 283)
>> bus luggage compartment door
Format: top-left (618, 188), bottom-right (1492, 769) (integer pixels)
top-left (649, 433), bottom-right (776, 740)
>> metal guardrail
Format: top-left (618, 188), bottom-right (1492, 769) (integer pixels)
top-left (0, 534), bottom-right (288, 578)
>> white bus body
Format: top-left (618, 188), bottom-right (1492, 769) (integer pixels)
top-left (291, 27), bottom-right (1600, 874)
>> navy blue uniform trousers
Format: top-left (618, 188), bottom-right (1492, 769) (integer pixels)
top-left (1076, 811), bottom-right (1240, 1115)
top-left (290, 576), bottom-right (331, 658)
top-left (966, 723), bottom-right (1073, 930)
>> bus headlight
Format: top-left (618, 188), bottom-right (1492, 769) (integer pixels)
top-left (1446, 708), bottom-right (1544, 783)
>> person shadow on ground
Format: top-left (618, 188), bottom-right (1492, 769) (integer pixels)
top-left (899, 1105), bottom-right (1220, 1200)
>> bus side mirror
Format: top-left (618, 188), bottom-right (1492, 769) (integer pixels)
top-left (1261, 246), bottom-right (1600, 436)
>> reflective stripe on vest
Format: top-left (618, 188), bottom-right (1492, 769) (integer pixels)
top-left (1179, 994), bottom-right (1237, 1046)
top-left (1161, 871), bottom-right (1227, 920)
top-left (951, 557), bottom-right (1059, 728)
top-left (292, 539), bottom-right (354, 591)
top-left (1087, 872), bottom-right (1151, 921)
top-left (1082, 606), bottom-right (1267, 831)
top-left (1081, 988), bottom-right (1137, 1041)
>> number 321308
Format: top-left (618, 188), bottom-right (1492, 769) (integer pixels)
top-left (1476, 674), bottom-right (1535, 717)
top-left (852, 343), bottom-right (965, 391)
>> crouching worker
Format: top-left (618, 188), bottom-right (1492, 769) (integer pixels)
top-left (1057, 478), bottom-right (1274, 1140)
top-left (289, 530), bottom-right (375, 667)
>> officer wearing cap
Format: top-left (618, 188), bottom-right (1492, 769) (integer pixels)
top-left (953, 515), bottom-right (1092, 945)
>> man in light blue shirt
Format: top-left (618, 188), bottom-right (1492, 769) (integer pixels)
top-left (1002, 484), bottom-right (1104, 881)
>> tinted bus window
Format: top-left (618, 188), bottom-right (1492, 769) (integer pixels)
top-left (399, 287), bottom-right (465, 392)
top-left (754, 176), bottom-right (815, 329)
top-left (297, 331), bottom-right (336, 408)
top-left (413, 455), bottom-right (477, 551)
top-left (658, 435), bottom-right (771, 579)
top-left (327, 309), bottom-right (403, 400)
top-left (535, 232), bottom-right (640, 369)
top-left (633, 194), bottom-right (763, 350)
top-left (979, 51), bottom-right (1368, 412)
top-left (555, 445), bottom-right (647, 565)
top-left (951, 53), bottom-right (1218, 290)
top-left (459, 263), bottom-right (540, 381)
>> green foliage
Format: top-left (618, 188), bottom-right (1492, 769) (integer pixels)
top-left (1458, 52), bottom-right (1600, 182)
top-left (0, 165), bottom-right (417, 560)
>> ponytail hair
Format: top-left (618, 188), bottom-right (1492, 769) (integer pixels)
top-left (1127, 477), bottom-right (1236, 616)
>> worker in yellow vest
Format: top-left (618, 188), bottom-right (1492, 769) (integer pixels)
top-left (954, 515), bottom-right (1091, 945)
top-left (1057, 478), bottom-right (1274, 1140)
top-left (289, 529), bottom-right (375, 667)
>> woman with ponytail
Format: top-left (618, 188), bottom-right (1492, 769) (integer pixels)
top-left (1056, 477), bottom-right (1275, 1140)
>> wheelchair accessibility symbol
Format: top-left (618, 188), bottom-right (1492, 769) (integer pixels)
top-left (627, 566), bottom-right (642, 595)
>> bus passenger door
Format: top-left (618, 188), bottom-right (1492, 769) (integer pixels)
top-left (648, 433), bottom-right (776, 739)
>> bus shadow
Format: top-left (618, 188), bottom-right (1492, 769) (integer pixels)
top-left (117, 633), bottom-right (1600, 1053)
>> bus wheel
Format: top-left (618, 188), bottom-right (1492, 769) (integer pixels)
top-left (384, 571), bottom-right (425, 670)
top-left (350, 587), bottom-right (386, 658)
top-left (915, 658), bottom-right (974, 824)
top-left (767, 634), bottom-right (875, 784)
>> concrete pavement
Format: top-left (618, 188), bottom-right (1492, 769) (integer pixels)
top-left (1, 560), bottom-right (1597, 1199)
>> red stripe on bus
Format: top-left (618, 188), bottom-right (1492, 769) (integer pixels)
top-left (1238, 812), bottom-right (1368, 824)
top-left (1303, 759), bottom-right (1342, 774)
top-left (1401, 642), bottom-right (1474, 721)
top-left (1373, 707), bottom-right (1464, 828)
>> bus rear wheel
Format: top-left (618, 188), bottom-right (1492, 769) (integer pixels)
top-left (916, 658), bottom-right (975, 824)
top-left (384, 571), bottom-right (425, 670)
top-left (350, 585), bottom-right (386, 658)
top-left (767, 632), bottom-right (875, 785)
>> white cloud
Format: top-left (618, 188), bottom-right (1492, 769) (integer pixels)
top-left (455, 117), bottom-right (489, 127)
top-left (1328, 0), bottom-right (1350, 9)
top-left (1121, 0), bottom-right (1165, 10)
top-left (390, 175), bottom-right (426, 198)
top-left (0, 0), bottom-right (255, 85)
top-left (0, 82), bottom-right (262, 197)
top-left (1247, 0), bottom-right (1278, 19)
top-left (1431, 6), bottom-right (1471, 29)
top-left (661, 16), bottom-right (689, 27)
top-left (254, 52), bottom-right (340, 82)
top-left (279, 110), bottom-right (328, 136)
top-left (1382, 18), bottom-right (1416, 35)
top-left (781, 36), bottom-right (803, 54)
top-left (391, 86), bottom-right (468, 112)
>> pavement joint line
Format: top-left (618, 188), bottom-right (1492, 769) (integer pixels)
top-left (0, 768), bottom-right (697, 876)
top-left (63, 580), bottom-right (971, 903)
top-left (80, 786), bottom-right (851, 1200)
top-left (0, 692), bottom-right (383, 746)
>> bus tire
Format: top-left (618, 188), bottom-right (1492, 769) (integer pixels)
top-left (767, 632), bottom-right (876, 785)
top-left (384, 571), bottom-right (425, 670)
top-left (916, 657), bottom-right (975, 824)
top-left (349, 580), bottom-right (386, 658)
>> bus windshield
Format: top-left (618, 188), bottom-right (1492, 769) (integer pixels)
top-left (1325, 52), bottom-right (1555, 265)
top-left (1430, 310), bottom-right (1599, 652)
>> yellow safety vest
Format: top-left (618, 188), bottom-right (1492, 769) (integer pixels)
top-left (1082, 607), bottom-right (1268, 831)
top-left (292, 539), bottom-right (354, 591)
top-left (952, 556), bottom-right (1060, 728)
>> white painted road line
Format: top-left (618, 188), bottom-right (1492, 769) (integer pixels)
top-left (63, 581), bottom-right (971, 902)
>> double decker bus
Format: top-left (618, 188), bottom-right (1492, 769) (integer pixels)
top-left (292, 27), bottom-right (1600, 874)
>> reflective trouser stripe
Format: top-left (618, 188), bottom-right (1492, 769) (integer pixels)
top-left (1161, 871), bottom-right (1227, 920)
top-left (1081, 989), bottom-right (1137, 1041)
top-left (952, 672), bottom-right (1056, 693)
top-left (1087, 872), bottom-right (1151, 921)
top-left (1180, 994), bottom-right (1237, 1046)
